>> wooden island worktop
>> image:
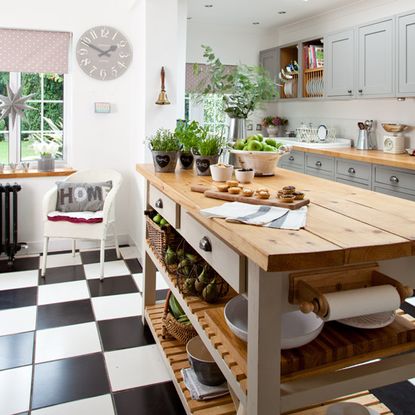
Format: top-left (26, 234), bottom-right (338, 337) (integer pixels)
top-left (137, 163), bottom-right (415, 415)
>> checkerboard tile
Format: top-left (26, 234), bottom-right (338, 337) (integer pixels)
top-left (0, 247), bottom-right (183, 415)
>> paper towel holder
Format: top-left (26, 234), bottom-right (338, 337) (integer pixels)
top-left (289, 263), bottom-right (413, 319)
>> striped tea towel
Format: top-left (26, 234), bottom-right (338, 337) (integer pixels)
top-left (200, 202), bottom-right (308, 230)
top-left (181, 368), bottom-right (229, 401)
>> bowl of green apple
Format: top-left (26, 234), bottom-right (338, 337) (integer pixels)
top-left (230, 134), bottom-right (288, 176)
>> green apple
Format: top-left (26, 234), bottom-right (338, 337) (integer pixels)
top-left (160, 218), bottom-right (169, 226)
top-left (234, 139), bottom-right (245, 150)
top-left (247, 140), bottom-right (262, 151)
top-left (263, 144), bottom-right (276, 152)
top-left (246, 135), bottom-right (258, 142)
top-left (243, 145), bottom-right (249, 151)
top-left (265, 138), bottom-right (277, 147)
top-left (255, 134), bottom-right (263, 142)
top-left (153, 214), bottom-right (162, 224)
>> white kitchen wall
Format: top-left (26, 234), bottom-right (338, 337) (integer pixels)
top-left (265, 0), bottom-right (415, 148)
top-left (0, 0), bottom-right (186, 258)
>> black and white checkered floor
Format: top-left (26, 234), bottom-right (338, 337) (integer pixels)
top-left (0, 246), bottom-right (185, 415)
top-left (1, 247), bottom-right (415, 415)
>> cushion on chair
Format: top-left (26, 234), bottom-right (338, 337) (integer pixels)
top-left (48, 210), bottom-right (104, 224)
top-left (56, 181), bottom-right (112, 212)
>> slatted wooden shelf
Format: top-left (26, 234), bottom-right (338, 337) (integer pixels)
top-left (204, 305), bottom-right (415, 384)
top-left (145, 303), bottom-right (237, 415)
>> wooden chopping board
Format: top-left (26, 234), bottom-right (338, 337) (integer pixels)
top-left (191, 184), bottom-right (310, 210)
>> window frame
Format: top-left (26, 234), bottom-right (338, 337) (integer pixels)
top-left (1, 71), bottom-right (68, 166)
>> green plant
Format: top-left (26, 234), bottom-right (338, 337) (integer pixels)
top-left (195, 132), bottom-right (226, 156)
top-left (147, 128), bottom-right (180, 152)
top-left (194, 45), bottom-right (279, 119)
top-left (175, 120), bottom-right (203, 153)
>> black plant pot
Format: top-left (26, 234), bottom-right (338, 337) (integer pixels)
top-left (193, 155), bottom-right (219, 176)
top-left (179, 151), bottom-right (194, 170)
top-left (151, 151), bottom-right (178, 172)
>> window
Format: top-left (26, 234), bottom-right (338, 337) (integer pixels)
top-left (0, 72), bottom-right (65, 164)
top-left (185, 93), bottom-right (226, 135)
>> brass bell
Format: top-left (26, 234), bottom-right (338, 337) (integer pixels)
top-left (155, 66), bottom-right (171, 105)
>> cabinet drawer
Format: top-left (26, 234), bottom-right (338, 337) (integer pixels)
top-left (336, 177), bottom-right (370, 190)
top-left (305, 154), bottom-right (335, 176)
top-left (179, 209), bottom-right (246, 293)
top-left (374, 165), bottom-right (415, 193)
top-left (336, 159), bottom-right (371, 185)
top-left (148, 184), bottom-right (180, 228)
top-left (305, 167), bottom-right (334, 181)
top-left (279, 151), bottom-right (305, 171)
top-left (374, 186), bottom-right (415, 202)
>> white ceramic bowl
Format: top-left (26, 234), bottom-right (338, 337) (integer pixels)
top-left (327, 402), bottom-right (377, 415)
top-left (210, 164), bottom-right (233, 182)
top-left (235, 169), bottom-right (255, 183)
top-left (230, 149), bottom-right (284, 176)
top-left (224, 296), bottom-right (324, 349)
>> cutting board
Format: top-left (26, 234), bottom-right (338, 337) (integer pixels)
top-left (191, 184), bottom-right (310, 210)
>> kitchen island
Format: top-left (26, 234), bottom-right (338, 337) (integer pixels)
top-left (136, 164), bottom-right (415, 415)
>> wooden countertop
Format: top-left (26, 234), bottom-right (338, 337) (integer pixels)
top-left (292, 146), bottom-right (415, 170)
top-left (136, 164), bottom-right (415, 272)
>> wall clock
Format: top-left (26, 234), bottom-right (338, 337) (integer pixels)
top-left (76, 26), bottom-right (133, 81)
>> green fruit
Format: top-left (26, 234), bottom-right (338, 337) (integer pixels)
top-left (153, 214), bottom-right (162, 224)
top-left (194, 278), bottom-right (206, 293)
top-left (265, 138), bottom-right (277, 147)
top-left (177, 248), bottom-right (185, 261)
top-left (202, 283), bottom-right (219, 303)
top-left (183, 277), bottom-right (196, 294)
top-left (234, 139), bottom-right (246, 150)
top-left (246, 135), bottom-right (258, 142)
top-left (160, 218), bottom-right (169, 226)
top-left (169, 294), bottom-right (184, 319)
top-left (275, 142), bottom-right (283, 149)
top-left (164, 246), bottom-right (177, 266)
top-left (247, 140), bottom-right (262, 151)
top-left (185, 253), bottom-right (199, 264)
top-left (243, 145), bottom-right (249, 151)
top-left (255, 134), bottom-right (263, 142)
top-left (263, 144), bottom-right (276, 152)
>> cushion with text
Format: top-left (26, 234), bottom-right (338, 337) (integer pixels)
top-left (56, 181), bottom-right (112, 212)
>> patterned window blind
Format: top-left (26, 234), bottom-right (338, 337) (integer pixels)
top-left (186, 63), bottom-right (236, 93)
top-left (0, 28), bottom-right (71, 74)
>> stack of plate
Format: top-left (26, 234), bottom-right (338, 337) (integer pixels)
top-left (305, 78), bottom-right (324, 97)
top-left (283, 78), bottom-right (297, 98)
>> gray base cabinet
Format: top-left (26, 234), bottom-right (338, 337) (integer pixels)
top-left (278, 150), bottom-right (415, 200)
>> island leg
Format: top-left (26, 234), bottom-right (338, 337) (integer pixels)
top-left (247, 260), bottom-right (282, 415)
top-left (141, 250), bottom-right (157, 324)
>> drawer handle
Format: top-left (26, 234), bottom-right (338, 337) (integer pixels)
top-left (199, 237), bottom-right (212, 252)
top-left (358, 89), bottom-right (363, 94)
top-left (348, 167), bottom-right (356, 174)
top-left (289, 156), bottom-right (295, 161)
top-left (315, 161), bottom-right (322, 167)
top-left (155, 198), bottom-right (163, 209)
top-left (390, 175), bottom-right (399, 184)
top-left (347, 89), bottom-right (352, 94)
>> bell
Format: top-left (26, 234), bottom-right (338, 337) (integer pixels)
top-left (155, 66), bottom-right (171, 105)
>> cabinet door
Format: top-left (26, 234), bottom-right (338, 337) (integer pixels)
top-left (358, 19), bottom-right (394, 97)
top-left (398, 12), bottom-right (415, 95)
top-left (259, 48), bottom-right (279, 81)
top-left (325, 30), bottom-right (354, 97)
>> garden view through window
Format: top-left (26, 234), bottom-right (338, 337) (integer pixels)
top-left (0, 72), bottom-right (64, 164)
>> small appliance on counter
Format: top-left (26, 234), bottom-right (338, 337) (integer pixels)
top-left (382, 123), bottom-right (408, 154)
top-left (356, 120), bottom-right (376, 150)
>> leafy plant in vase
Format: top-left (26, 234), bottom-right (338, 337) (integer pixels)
top-left (147, 128), bottom-right (180, 173)
top-left (175, 120), bottom-right (201, 169)
top-left (262, 116), bottom-right (288, 137)
top-left (194, 45), bottom-right (279, 141)
top-left (193, 131), bottom-right (226, 176)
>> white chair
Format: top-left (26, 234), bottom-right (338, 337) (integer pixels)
top-left (41, 169), bottom-right (123, 280)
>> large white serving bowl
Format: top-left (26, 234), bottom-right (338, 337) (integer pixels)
top-left (327, 402), bottom-right (377, 415)
top-left (224, 295), bottom-right (324, 349)
top-left (230, 149), bottom-right (284, 176)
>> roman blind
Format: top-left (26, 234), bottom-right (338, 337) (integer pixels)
top-left (186, 63), bottom-right (236, 93)
top-left (0, 28), bottom-right (71, 74)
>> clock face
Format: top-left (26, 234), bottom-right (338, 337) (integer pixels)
top-left (76, 26), bottom-right (132, 81)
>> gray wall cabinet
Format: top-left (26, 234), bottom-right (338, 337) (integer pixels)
top-left (357, 19), bottom-right (395, 97)
top-left (259, 48), bottom-right (279, 81)
top-left (325, 30), bottom-right (354, 97)
top-left (398, 12), bottom-right (415, 96)
top-left (279, 151), bottom-right (415, 201)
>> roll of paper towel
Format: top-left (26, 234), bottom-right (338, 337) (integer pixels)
top-left (324, 285), bottom-right (401, 321)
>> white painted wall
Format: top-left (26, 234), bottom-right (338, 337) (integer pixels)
top-left (0, 0), bottom-right (186, 258)
top-left (265, 0), bottom-right (415, 148)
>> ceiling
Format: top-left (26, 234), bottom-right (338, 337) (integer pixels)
top-left (187, 0), bottom-right (358, 28)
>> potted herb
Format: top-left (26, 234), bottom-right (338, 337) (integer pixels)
top-left (193, 132), bottom-right (226, 176)
top-left (262, 116), bottom-right (288, 137)
top-left (147, 128), bottom-right (180, 173)
top-left (175, 120), bottom-right (201, 169)
top-left (194, 45), bottom-right (279, 141)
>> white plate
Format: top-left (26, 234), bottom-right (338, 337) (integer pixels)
top-left (337, 311), bottom-right (396, 329)
top-left (317, 125), bottom-right (328, 141)
top-left (327, 402), bottom-right (379, 415)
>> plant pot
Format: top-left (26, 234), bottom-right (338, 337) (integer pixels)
top-left (37, 156), bottom-right (55, 172)
top-left (178, 151), bottom-right (194, 170)
top-left (151, 151), bottom-right (178, 173)
top-left (228, 117), bottom-right (247, 142)
top-left (267, 126), bottom-right (280, 137)
top-left (193, 155), bottom-right (219, 176)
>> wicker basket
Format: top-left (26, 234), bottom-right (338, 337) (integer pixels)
top-left (145, 210), bottom-right (177, 262)
top-left (162, 290), bottom-right (197, 345)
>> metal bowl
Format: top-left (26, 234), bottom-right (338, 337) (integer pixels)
top-left (224, 295), bottom-right (324, 349)
top-left (381, 123), bottom-right (408, 133)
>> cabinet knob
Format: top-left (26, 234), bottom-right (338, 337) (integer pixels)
top-left (358, 89), bottom-right (363, 94)
top-left (199, 237), bottom-right (212, 252)
top-left (289, 156), bottom-right (295, 161)
top-left (155, 198), bottom-right (163, 209)
top-left (348, 167), bottom-right (356, 174)
top-left (390, 175), bottom-right (399, 184)
top-left (347, 90), bottom-right (352, 94)
top-left (315, 161), bottom-right (322, 167)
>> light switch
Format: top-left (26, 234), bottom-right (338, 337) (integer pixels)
top-left (94, 102), bottom-right (111, 113)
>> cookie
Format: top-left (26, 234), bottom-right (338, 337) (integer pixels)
top-left (293, 191), bottom-right (305, 200)
top-left (226, 180), bottom-right (239, 187)
top-left (228, 186), bottom-right (241, 194)
top-left (257, 191), bottom-right (270, 200)
top-left (215, 184), bottom-right (229, 192)
top-left (242, 188), bottom-right (254, 197)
